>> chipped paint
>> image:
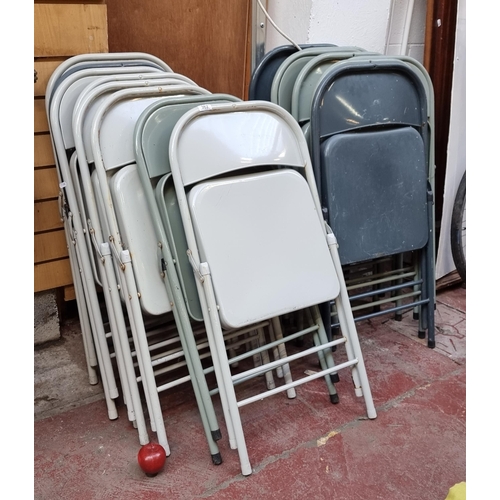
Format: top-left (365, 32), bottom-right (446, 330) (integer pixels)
top-left (317, 430), bottom-right (338, 446)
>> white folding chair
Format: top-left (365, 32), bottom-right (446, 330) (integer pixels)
top-left (49, 68), bottom-right (201, 449)
top-left (168, 100), bottom-right (377, 475)
top-left (133, 94), bottom-right (298, 453)
top-left (45, 54), bottom-right (174, 405)
top-left (73, 79), bottom-right (231, 463)
top-left (46, 52), bottom-right (172, 105)
top-left (47, 67), bottom-right (173, 421)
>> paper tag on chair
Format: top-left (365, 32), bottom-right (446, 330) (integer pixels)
top-left (198, 104), bottom-right (212, 112)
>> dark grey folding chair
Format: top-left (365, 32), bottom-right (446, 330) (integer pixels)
top-left (248, 43), bottom-right (336, 101)
top-left (309, 57), bottom-right (436, 348)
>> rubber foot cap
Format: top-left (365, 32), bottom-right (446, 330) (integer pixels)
top-left (427, 340), bottom-right (436, 349)
top-left (413, 312), bottom-right (419, 320)
top-left (212, 453), bottom-right (223, 466)
top-left (330, 373), bottom-right (340, 384)
top-left (395, 313), bottom-right (402, 321)
top-left (330, 393), bottom-right (340, 404)
top-left (418, 330), bottom-right (426, 339)
top-left (212, 429), bottom-right (222, 441)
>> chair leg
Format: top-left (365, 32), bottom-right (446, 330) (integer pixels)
top-left (73, 235), bottom-right (119, 421)
top-left (425, 184), bottom-right (436, 348)
top-left (327, 233), bottom-right (377, 419)
top-left (201, 268), bottom-right (252, 476)
top-left (306, 306), bottom-right (339, 404)
top-left (100, 245), bottom-right (150, 445)
top-left (270, 317), bottom-right (296, 399)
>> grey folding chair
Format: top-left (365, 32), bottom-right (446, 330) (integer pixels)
top-left (167, 100), bottom-right (377, 475)
top-left (93, 83), bottom-right (290, 464)
top-left (309, 58), bottom-right (435, 347)
top-left (270, 46), bottom-right (368, 113)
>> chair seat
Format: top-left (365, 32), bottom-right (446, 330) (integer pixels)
top-left (110, 163), bottom-right (171, 316)
top-left (188, 168), bottom-right (340, 329)
top-left (321, 127), bottom-right (429, 265)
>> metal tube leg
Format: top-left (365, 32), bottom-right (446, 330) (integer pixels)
top-left (201, 265), bottom-right (252, 476)
top-left (270, 317), bottom-right (296, 399)
top-left (120, 251), bottom-right (171, 454)
top-left (66, 225), bottom-right (99, 385)
top-left (327, 234), bottom-right (377, 420)
top-left (101, 245), bottom-right (150, 444)
top-left (73, 235), bottom-right (119, 420)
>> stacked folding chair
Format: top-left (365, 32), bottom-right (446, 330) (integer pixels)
top-left (46, 54), bottom-right (230, 462)
top-left (45, 53), bottom-right (175, 425)
top-left (162, 100), bottom-right (377, 475)
top-left (45, 51), bottom-right (378, 475)
top-left (249, 45), bottom-right (436, 348)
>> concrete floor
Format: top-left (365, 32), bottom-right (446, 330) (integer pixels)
top-left (34, 284), bottom-right (465, 499)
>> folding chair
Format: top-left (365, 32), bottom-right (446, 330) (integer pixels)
top-left (45, 54), bottom-right (174, 397)
top-left (48, 67), bottom-right (191, 433)
top-left (290, 50), bottom-right (379, 144)
top-left (133, 94), bottom-right (299, 452)
top-left (248, 43), bottom-right (336, 101)
top-left (50, 66), bottom-right (203, 448)
top-left (73, 77), bottom-right (288, 464)
top-left (269, 46), bottom-right (369, 113)
top-left (309, 58), bottom-right (435, 347)
top-left (47, 67), bottom-right (172, 422)
top-left (46, 52), bottom-right (172, 105)
top-left (89, 82), bottom-right (292, 464)
top-left (71, 78), bottom-right (229, 460)
top-left (167, 100), bottom-right (377, 475)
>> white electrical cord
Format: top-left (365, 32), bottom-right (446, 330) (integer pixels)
top-left (257, 0), bottom-right (302, 51)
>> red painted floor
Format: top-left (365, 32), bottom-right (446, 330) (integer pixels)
top-left (34, 285), bottom-right (465, 499)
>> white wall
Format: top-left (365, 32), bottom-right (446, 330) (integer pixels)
top-left (264, 0), bottom-right (427, 61)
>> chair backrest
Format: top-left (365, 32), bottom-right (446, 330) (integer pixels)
top-left (248, 43), bottom-right (336, 101)
top-left (168, 101), bottom-right (340, 329)
top-left (75, 84), bottom-right (210, 315)
top-left (134, 94), bottom-right (242, 321)
top-left (309, 58), bottom-right (430, 265)
top-left (55, 67), bottom-right (173, 152)
top-left (270, 46), bottom-right (367, 112)
top-left (291, 51), bottom-right (380, 125)
top-left (46, 52), bottom-right (172, 106)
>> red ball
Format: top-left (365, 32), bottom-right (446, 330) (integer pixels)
top-left (137, 443), bottom-right (166, 476)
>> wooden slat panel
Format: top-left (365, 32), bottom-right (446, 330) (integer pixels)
top-left (35, 59), bottom-right (64, 97)
top-left (35, 231), bottom-right (69, 263)
top-left (34, 4), bottom-right (108, 57)
top-left (35, 168), bottom-right (60, 201)
top-left (34, 0), bottom-right (105, 3)
top-left (35, 200), bottom-right (63, 232)
top-left (35, 99), bottom-right (49, 133)
top-left (34, 258), bottom-right (73, 292)
top-left (34, 134), bottom-right (55, 168)
top-left (64, 285), bottom-right (76, 302)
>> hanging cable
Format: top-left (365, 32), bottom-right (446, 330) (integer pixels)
top-left (257, 0), bottom-right (302, 51)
